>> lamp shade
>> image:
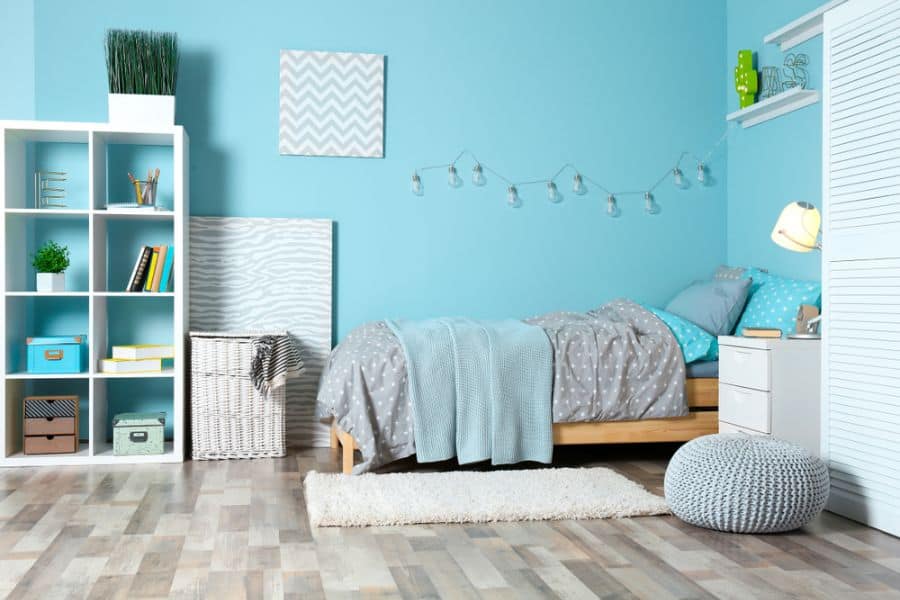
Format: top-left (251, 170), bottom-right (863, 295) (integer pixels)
top-left (771, 202), bottom-right (821, 252)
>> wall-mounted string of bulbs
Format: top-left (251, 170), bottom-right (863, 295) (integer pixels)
top-left (410, 128), bottom-right (730, 216)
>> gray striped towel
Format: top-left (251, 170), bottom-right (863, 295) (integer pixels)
top-left (250, 335), bottom-right (304, 395)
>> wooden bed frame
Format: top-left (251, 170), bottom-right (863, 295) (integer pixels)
top-left (331, 378), bottom-right (719, 474)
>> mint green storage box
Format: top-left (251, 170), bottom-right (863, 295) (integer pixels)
top-left (113, 412), bottom-right (165, 456)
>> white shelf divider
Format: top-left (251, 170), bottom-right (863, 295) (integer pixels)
top-left (726, 87), bottom-right (820, 128)
top-left (764, 0), bottom-right (847, 51)
top-left (0, 119), bottom-right (188, 466)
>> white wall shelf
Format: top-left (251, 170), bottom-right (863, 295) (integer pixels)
top-left (764, 0), bottom-right (847, 51)
top-left (726, 87), bottom-right (820, 128)
top-left (0, 119), bottom-right (189, 466)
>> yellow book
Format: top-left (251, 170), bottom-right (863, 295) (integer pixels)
top-left (99, 357), bottom-right (173, 373)
top-left (112, 344), bottom-right (175, 360)
top-left (144, 247), bottom-right (159, 292)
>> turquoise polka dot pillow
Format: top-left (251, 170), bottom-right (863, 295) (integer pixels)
top-left (646, 306), bottom-right (719, 363)
top-left (734, 275), bottom-right (821, 337)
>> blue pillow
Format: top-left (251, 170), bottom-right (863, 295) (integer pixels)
top-left (665, 278), bottom-right (751, 336)
top-left (734, 275), bottom-right (821, 337)
top-left (647, 306), bottom-right (719, 363)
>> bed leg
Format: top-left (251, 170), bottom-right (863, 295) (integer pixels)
top-left (329, 420), bottom-right (339, 449)
top-left (337, 430), bottom-right (355, 475)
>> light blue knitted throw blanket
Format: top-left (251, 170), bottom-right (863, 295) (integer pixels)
top-left (386, 317), bottom-right (553, 466)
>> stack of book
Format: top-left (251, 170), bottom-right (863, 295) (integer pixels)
top-left (741, 327), bottom-right (783, 338)
top-left (126, 245), bottom-right (174, 292)
top-left (100, 344), bottom-right (175, 374)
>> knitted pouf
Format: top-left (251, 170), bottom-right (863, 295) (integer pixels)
top-left (664, 434), bottom-right (830, 533)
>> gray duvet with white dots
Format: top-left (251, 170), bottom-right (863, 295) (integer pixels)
top-left (316, 299), bottom-right (687, 473)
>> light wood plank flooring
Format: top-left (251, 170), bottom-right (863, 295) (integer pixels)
top-left (1, 444), bottom-right (900, 599)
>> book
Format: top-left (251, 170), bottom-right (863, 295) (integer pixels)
top-left (144, 247), bottom-right (160, 292)
top-left (99, 357), bottom-right (172, 373)
top-left (128, 246), bottom-right (153, 292)
top-left (742, 327), bottom-right (782, 338)
top-left (151, 246), bottom-right (168, 292)
top-left (158, 246), bottom-right (174, 293)
top-left (125, 248), bottom-right (144, 291)
top-left (112, 344), bottom-right (175, 360)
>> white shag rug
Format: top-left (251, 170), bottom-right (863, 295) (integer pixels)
top-left (304, 467), bottom-right (669, 527)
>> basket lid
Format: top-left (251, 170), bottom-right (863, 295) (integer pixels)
top-left (190, 330), bottom-right (288, 338)
top-left (113, 412), bottom-right (165, 427)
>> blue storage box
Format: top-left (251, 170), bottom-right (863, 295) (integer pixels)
top-left (26, 336), bottom-right (85, 374)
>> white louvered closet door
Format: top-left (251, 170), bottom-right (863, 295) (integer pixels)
top-left (823, 0), bottom-right (900, 535)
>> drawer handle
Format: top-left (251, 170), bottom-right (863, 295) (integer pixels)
top-left (44, 349), bottom-right (64, 361)
top-left (45, 417), bottom-right (54, 422)
top-left (46, 435), bottom-right (54, 440)
top-left (130, 431), bottom-right (148, 443)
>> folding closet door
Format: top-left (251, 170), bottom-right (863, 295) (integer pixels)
top-left (822, 0), bottom-right (900, 534)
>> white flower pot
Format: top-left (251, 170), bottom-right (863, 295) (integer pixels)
top-left (108, 93), bottom-right (175, 128)
top-left (36, 272), bottom-right (66, 293)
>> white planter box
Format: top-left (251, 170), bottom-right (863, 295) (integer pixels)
top-left (108, 94), bottom-right (175, 128)
top-left (36, 273), bottom-right (65, 292)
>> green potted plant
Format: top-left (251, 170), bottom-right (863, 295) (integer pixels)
top-left (32, 241), bottom-right (71, 292)
top-left (105, 29), bottom-right (179, 127)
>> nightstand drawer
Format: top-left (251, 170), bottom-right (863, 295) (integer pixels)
top-left (719, 383), bottom-right (770, 434)
top-left (720, 346), bottom-right (770, 391)
top-left (719, 420), bottom-right (768, 436)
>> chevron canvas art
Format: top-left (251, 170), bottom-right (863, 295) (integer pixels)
top-left (279, 50), bottom-right (384, 158)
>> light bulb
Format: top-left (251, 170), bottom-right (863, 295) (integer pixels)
top-left (507, 185), bottom-right (521, 208)
top-left (644, 191), bottom-right (658, 215)
top-left (472, 163), bottom-right (486, 186)
top-left (606, 194), bottom-right (619, 218)
top-left (697, 162), bottom-right (706, 184)
top-left (448, 165), bottom-right (461, 188)
top-left (411, 173), bottom-right (423, 196)
top-left (572, 173), bottom-right (586, 195)
top-left (673, 167), bottom-right (683, 187)
top-left (547, 181), bottom-right (561, 203)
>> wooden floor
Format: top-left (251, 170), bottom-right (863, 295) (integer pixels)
top-left (2, 446), bottom-right (900, 600)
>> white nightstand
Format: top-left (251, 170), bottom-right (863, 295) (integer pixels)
top-left (717, 335), bottom-right (821, 455)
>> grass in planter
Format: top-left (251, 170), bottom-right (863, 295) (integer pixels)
top-left (105, 29), bottom-right (178, 96)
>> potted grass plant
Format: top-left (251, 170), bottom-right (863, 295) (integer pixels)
top-left (105, 29), bottom-right (179, 127)
top-left (32, 241), bottom-right (71, 292)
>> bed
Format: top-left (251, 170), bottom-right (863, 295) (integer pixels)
top-left (318, 299), bottom-right (721, 474)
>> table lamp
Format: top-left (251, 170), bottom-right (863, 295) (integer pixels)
top-left (771, 201), bottom-right (821, 251)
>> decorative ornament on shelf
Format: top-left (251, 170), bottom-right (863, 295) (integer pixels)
top-left (734, 49), bottom-right (758, 109)
top-left (409, 133), bottom-right (729, 216)
top-left (782, 53), bottom-right (810, 91)
top-left (34, 170), bottom-right (67, 209)
top-left (32, 240), bottom-right (71, 293)
top-left (105, 29), bottom-right (178, 127)
top-left (759, 66), bottom-right (781, 100)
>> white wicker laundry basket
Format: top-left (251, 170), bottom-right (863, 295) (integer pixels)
top-left (190, 331), bottom-right (288, 460)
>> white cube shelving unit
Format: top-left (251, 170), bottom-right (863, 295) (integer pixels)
top-left (0, 120), bottom-right (189, 466)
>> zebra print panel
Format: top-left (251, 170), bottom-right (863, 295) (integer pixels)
top-left (25, 398), bottom-right (77, 418)
top-left (189, 218), bottom-right (333, 448)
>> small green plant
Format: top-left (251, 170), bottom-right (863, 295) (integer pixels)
top-left (32, 241), bottom-right (70, 274)
top-left (105, 29), bottom-right (179, 95)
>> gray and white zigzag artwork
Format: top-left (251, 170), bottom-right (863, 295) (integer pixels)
top-left (279, 50), bottom-right (384, 158)
top-left (190, 217), bottom-right (333, 448)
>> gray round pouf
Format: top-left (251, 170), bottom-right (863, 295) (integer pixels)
top-left (664, 434), bottom-right (830, 533)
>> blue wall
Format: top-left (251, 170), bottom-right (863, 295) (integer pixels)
top-left (20, 0), bottom-right (728, 338)
top-left (0, 0), bottom-right (34, 119)
top-left (726, 0), bottom-right (822, 281)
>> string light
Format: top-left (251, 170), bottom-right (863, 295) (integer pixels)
top-left (547, 181), bottom-right (560, 203)
top-left (410, 128), bottom-right (730, 215)
top-left (606, 194), bottom-right (619, 218)
top-left (507, 185), bottom-right (521, 208)
top-left (573, 173), bottom-right (586, 195)
top-left (472, 163), bottom-right (486, 186)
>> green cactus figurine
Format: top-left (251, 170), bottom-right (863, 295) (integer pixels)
top-left (734, 50), bottom-right (758, 109)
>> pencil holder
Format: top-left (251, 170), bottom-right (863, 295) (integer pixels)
top-left (135, 179), bottom-right (158, 206)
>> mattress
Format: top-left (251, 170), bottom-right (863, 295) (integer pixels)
top-left (686, 360), bottom-right (718, 379)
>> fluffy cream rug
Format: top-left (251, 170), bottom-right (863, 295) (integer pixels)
top-left (304, 467), bottom-right (669, 527)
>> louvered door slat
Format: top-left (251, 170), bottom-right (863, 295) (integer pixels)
top-left (824, 0), bottom-right (900, 536)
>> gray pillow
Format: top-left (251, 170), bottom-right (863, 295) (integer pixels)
top-left (665, 278), bottom-right (752, 336)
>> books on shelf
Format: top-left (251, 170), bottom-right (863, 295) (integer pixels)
top-left (112, 344), bottom-right (175, 360)
top-left (126, 245), bottom-right (174, 292)
top-left (100, 357), bottom-right (173, 374)
top-left (742, 327), bottom-right (783, 338)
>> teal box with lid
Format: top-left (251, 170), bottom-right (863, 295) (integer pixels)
top-left (113, 412), bottom-right (165, 455)
top-left (26, 336), bottom-right (85, 374)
